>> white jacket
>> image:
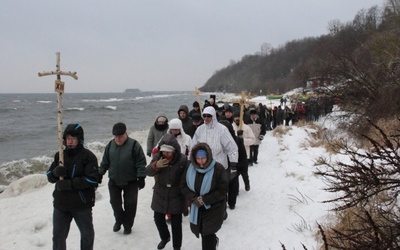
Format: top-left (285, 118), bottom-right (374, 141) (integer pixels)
top-left (232, 122), bottom-right (256, 159)
top-left (167, 118), bottom-right (191, 156)
top-left (191, 107), bottom-right (238, 169)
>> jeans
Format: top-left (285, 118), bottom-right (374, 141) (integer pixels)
top-left (108, 179), bottom-right (139, 230)
top-left (154, 211), bottom-right (182, 248)
top-left (53, 207), bottom-right (94, 250)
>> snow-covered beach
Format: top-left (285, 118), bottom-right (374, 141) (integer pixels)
top-left (0, 95), bottom-right (340, 249)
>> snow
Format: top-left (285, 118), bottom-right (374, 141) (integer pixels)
top-left (0, 95), bottom-right (342, 250)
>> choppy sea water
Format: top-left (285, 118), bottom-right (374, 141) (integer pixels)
top-left (0, 91), bottom-right (207, 187)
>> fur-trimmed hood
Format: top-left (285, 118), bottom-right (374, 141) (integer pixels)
top-left (190, 143), bottom-right (213, 169)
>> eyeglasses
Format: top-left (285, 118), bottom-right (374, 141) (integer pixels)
top-left (202, 114), bottom-right (212, 118)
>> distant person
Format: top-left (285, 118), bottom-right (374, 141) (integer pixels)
top-left (180, 143), bottom-right (228, 250)
top-left (245, 109), bottom-right (266, 166)
top-left (166, 118), bottom-right (191, 157)
top-left (232, 111), bottom-right (255, 166)
top-left (99, 122), bottom-right (147, 235)
top-left (191, 113), bottom-right (203, 134)
top-left (147, 115), bottom-right (169, 157)
top-left (145, 134), bottom-right (189, 250)
top-left (47, 124), bottom-right (100, 250)
top-left (189, 101), bottom-right (201, 118)
top-left (178, 105), bottom-right (195, 138)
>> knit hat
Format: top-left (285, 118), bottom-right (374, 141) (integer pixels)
top-left (169, 118), bottom-right (182, 130)
top-left (160, 144), bottom-right (175, 152)
top-left (191, 112), bottom-right (202, 121)
top-left (249, 108), bottom-right (257, 115)
top-left (232, 111), bottom-right (240, 118)
top-left (193, 101), bottom-right (200, 108)
top-left (157, 116), bottom-right (167, 123)
top-left (225, 105), bottom-right (233, 113)
top-left (196, 149), bottom-right (207, 158)
top-left (112, 122), bottom-right (126, 135)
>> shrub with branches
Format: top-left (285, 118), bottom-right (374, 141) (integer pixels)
top-left (315, 118), bottom-right (400, 249)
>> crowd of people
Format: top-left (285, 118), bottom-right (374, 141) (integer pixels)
top-left (46, 94), bottom-right (278, 250)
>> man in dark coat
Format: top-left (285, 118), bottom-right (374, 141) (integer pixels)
top-left (47, 124), bottom-right (100, 250)
top-left (178, 105), bottom-right (195, 138)
top-left (146, 134), bottom-right (189, 250)
top-left (99, 122), bottom-right (147, 235)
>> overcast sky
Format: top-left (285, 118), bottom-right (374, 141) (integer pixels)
top-left (1, 0), bottom-right (383, 93)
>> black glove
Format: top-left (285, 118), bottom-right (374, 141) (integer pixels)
top-left (53, 166), bottom-right (67, 177)
top-left (229, 163), bottom-right (238, 180)
top-left (192, 196), bottom-right (204, 207)
top-left (237, 130), bottom-right (244, 138)
top-left (56, 180), bottom-right (72, 191)
top-left (137, 177), bottom-right (145, 190)
top-left (259, 135), bottom-right (264, 140)
top-left (146, 152), bottom-right (151, 157)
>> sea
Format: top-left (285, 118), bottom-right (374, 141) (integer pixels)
top-left (0, 91), bottom-right (209, 189)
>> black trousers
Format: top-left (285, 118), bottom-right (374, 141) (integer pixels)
top-left (249, 145), bottom-right (260, 163)
top-left (154, 211), bottom-right (182, 248)
top-left (228, 175), bottom-right (239, 207)
top-left (201, 233), bottom-right (217, 250)
top-left (108, 179), bottom-right (138, 230)
top-left (53, 207), bottom-right (94, 250)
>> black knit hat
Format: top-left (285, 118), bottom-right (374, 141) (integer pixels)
top-left (233, 111), bottom-right (240, 118)
top-left (249, 108), bottom-right (257, 115)
top-left (112, 122), bottom-right (126, 135)
top-left (193, 101), bottom-right (200, 108)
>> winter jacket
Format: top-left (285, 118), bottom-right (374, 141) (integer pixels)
top-left (245, 116), bottom-right (266, 145)
top-left (191, 106), bottom-right (238, 169)
top-left (99, 137), bottom-right (147, 186)
top-left (146, 115), bottom-right (168, 156)
top-left (232, 122), bottom-right (256, 158)
top-left (180, 143), bottom-right (228, 237)
top-left (178, 105), bottom-right (195, 138)
top-left (47, 145), bottom-right (99, 212)
top-left (167, 118), bottom-right (192, 156)
top-left (145, 134), bottom-right (189, 214)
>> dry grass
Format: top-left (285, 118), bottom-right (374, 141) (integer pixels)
top-left (359, 117), bottom-right (400, 150)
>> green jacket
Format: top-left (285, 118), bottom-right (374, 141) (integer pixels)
top-left (100, 137), bottom-right (146, 186)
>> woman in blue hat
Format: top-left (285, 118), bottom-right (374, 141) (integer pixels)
top-left (180, 143), bottom-right (228, 250)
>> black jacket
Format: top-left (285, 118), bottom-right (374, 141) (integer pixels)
top-left (47, 145), bottom-right (99, 211)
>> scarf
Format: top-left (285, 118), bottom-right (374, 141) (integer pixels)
top-left (186, 160), bottom-right (215, 225)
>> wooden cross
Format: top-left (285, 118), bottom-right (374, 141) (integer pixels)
top-left (38, 52), bottom-right (78, 178)
top-left (193, 87), bottom-right (203, 116)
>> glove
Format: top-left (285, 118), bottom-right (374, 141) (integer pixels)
top-left (192, 196), bottom-right (204, 207)
top-left (56, 180), bottom-right (72, 191)
top-left (53, 166), bottom-right (67, 177)
top-left (137, 177), bottom-right (145, 190)
top-left (259, 135), bottom-right (264, 140)
top-left (146, 152), bottom-right (151, 157)
top-left (237, 130), bottom-right (244, 139)
top-left (156, 158), bottom-right (169, 169)
top-left (230, 163), bottom-right (238, 180)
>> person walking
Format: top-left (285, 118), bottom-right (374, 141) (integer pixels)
top-left (191, 106), bottom-right (238, 172)
top-left (146, 114), bottom-right (169, 157)
top-left (145, 134), bottom-right (189, 250)
top-left (178, 105), bottom-right (195, 138)
top-left (166, 118), bottom-right (191, 157)
top-left (245, 109), bottom-right (266, 165)
top-left (99, 122), bottom-right (147, 235)
top-left (47, 124), bottom-right (100, 250)
top-left (180, 143), bottom-right (228, 250)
